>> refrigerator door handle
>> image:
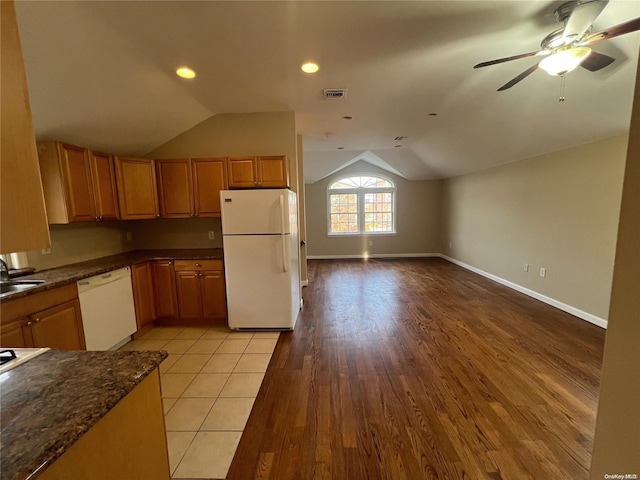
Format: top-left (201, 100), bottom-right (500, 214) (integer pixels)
top-left (280, 194), bottom-right (289, 272)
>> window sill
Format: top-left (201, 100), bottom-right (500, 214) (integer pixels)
top-left (327, 232), bottom-right (397, 237)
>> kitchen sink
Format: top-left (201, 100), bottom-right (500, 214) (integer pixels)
top-left (0, 280), bottom-right (45, 298)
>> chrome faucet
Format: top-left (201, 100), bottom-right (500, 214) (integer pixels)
top-left (0, 258), bottom-right (9, 282)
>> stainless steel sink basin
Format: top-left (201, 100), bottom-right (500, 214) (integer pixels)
top-left (0, 280), bottom-right (45, 297)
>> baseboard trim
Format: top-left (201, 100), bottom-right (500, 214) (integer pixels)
top-left (439, 255), bottom-right (607, 329)
top-left (307, 253), bottom-right (440, 260)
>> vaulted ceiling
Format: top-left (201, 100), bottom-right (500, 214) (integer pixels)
top-left (15, 1), bottom-right (640, 183)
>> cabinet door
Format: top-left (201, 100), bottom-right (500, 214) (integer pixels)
top-left (115, 157), bottom-right (159, 220)
top-left (131, 262), bottom-right (156, 329)
top-left (156, 158), bottom-right (194, 218)
top-left (58, 143), bottom-right (96, 221)
top-left (257, 155), bottom-right (289, 188)
top-left (227, 157), bottom-right (257, 188)
top-left (0, 319), bottom-right (30, 348)
top-left (193, 158), bottom-right (227, 217)
top-left (89, 151), bottom-right (120, 220)
top-left (201, 270), bottom-right (227, 318)
top-left (0, 0), bottom-right (51, 253)
top-left (30, 299), bottom-right (85, 350)
top-left (175, 271), bottom-right (203, 319)
top-left (152, 261), bottom-right (178, 319)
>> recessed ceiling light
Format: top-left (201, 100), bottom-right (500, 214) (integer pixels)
top-left (394, 145), bottom-right (402, 148)
top-left (338, 147), bottom-right (345, 150)
top-left (342, 116), bottom-right (353, 120)
top-left (176, 66), bottom-right (196, 79)
top-left (428, 112), bottom-right (438, 116)
top-left (301, 62), bottom-right (319, 74)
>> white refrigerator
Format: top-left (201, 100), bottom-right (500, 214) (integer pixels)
top-left (220, 189), bottom-right (301, 330)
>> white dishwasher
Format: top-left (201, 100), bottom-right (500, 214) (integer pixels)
top-left (77, 267), bottom-right (137, 350)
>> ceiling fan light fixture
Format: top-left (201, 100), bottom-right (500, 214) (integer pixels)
top-left (539, 47), bottom-right (592, 76)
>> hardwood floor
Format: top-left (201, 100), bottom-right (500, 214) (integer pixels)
top-left (227, 258), bottom-right (606, 480)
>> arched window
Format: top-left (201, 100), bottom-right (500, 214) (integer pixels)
top-left (327, 175), bottom-right (396, 235)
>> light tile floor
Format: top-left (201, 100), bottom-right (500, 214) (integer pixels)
top-left (120, 326), bottom-right (279, 479)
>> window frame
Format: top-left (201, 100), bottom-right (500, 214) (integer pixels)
top-left (326, 174), bottom-right (396, 236)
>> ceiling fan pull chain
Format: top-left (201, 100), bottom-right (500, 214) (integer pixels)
top-left (559, 75), bottom-right (566, 102)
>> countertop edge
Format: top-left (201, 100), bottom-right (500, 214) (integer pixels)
top-left (0, 248), bottom-right (224, 303)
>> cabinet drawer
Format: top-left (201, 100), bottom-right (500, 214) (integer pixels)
top-left (173, 260), bottom-right (223, 271)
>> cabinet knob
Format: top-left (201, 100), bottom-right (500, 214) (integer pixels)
top-left (99, 216), bottom-right (103, 221)
top-left (34, 318), bottom-right (40, 323)
top-left (26, 321), bottom-right (33, 326)
top-left (195, 263), bottom-right (201, 268)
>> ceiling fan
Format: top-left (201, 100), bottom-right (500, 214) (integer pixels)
top-left (474, 0), bottom-right (640, 91)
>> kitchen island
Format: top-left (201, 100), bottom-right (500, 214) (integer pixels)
top-left (0, 349), bottom-right (169, 480)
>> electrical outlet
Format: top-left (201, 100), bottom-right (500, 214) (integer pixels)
top-left (208, 231), bottom-right (215, 240)
top-left (368, 240), bottom-right (373, 246)
top-left (449, 242), bottom-right (453, 249)
top-left (41, 248), bottom-right (51, 255)
top-left (126, 232), bottom-right (133, 242)
top-left (524, 263), bottom-right (529, 272)
top-left (540, 267), bottom-right (546, 278)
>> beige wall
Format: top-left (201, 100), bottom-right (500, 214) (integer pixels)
top-left (306, 161), bottom-right (443, 257)
top-left (590, 59), bottom-right (640, 479)
top-left (147, 112), bottom-right (297, 191)
top-left (442, 135), bottom-right (627, 321)
top-left (26, 222), bottom-right (131, 271)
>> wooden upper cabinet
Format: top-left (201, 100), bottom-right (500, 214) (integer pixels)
top-left (115, 157), bottom-right (159, 220)
top-left (0, 0), bottom-right (51, 253)
top-left (227, 157), bottom-right (257, 188)
top-left (227, 155), bottom-right (289, 189)
top-left (193, 158), bottom-right (227, 217)
top-left (89, 151), bottom-right (120, 221)
top-left (38, 142), bottom-right (121, 224)
top-left (156, 157), bottom-right (227, 218)
top-left (257, 156), bottom-right (289, 188)
top-left (156, 158), bottom-right (194, 218)
top-left (38, 141), bottom-right (95, 224)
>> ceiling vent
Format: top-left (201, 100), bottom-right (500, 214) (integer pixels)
top-left (323, 88), bottom-right (347, 99)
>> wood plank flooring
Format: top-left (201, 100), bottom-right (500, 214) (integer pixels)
top-left (227, 258), bottom-right (606, 480)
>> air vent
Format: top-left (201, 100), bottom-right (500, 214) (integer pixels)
top-left (394, 136), bottom-right (407, 141)
top-left (323, 88), bottom-right (347, 99)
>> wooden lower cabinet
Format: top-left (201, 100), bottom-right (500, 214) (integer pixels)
top-left (30, 299), bottom-right (85, 350)
top-left (131, 262), bottom-right (156, 330)
top-left (201, 270), bottom-right (227, 318)
top-left (39, 370), bottom-right (170, 480)
top-left (168, 260), bottom-right (227, 324)
top-left (0, 284), bottom-right (85, 350)
top-left (152, 261), bottom-right (178, 319)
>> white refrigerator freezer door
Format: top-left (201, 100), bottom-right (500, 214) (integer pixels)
top-left (220, 189), bottom-right (292, 235)
top-left (223, 235), bottom-right (299, 329)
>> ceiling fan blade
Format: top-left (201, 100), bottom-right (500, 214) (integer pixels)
top-left (580, 50), bottom-right (616, 71)
top-left (564, 0), bottom-right (609, 39)
top-left (497, 64), bottom-right (540, 91)
top-left (474, 51), bottom-right (542, 69)
top-left (581, 16), bottom-right (640, 45)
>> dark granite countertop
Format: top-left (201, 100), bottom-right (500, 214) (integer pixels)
top-left (0, 248), bottom-right (223, 303)
top-left (0, 349), bottom-right (167, 480)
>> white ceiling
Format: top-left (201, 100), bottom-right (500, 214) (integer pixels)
top-left (15, 1), bottom-right (640, 183)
